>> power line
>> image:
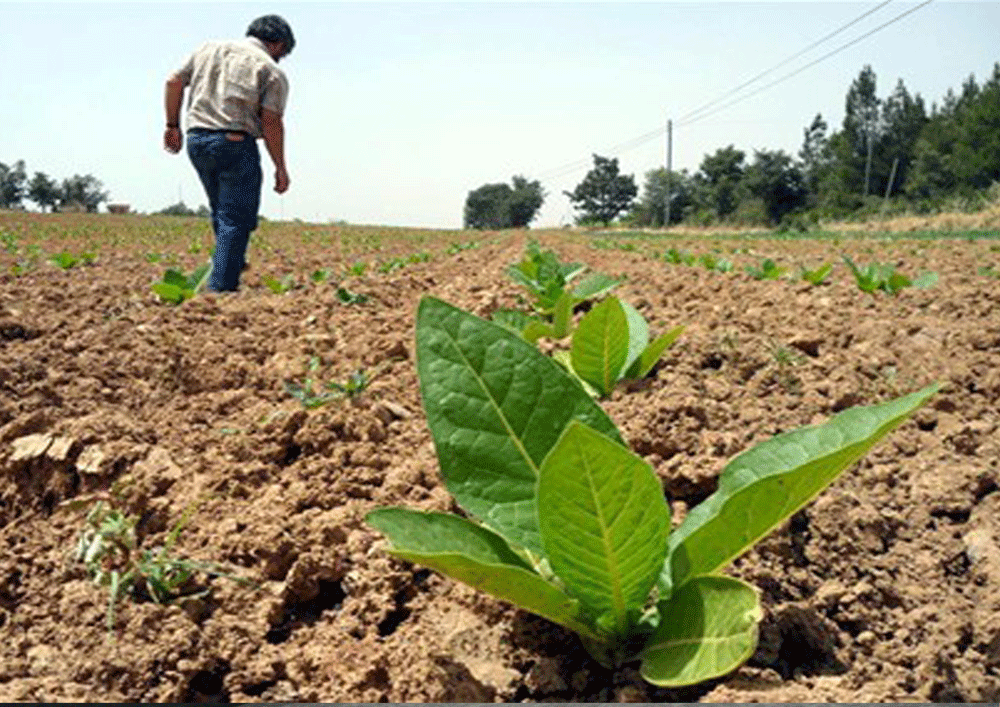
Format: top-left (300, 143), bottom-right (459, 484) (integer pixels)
top-left (676, 0), bottom-right (896, 126)
top-left (534, 126), bottom-right (664, 181)
top-left (678, 0), bottom-right (936, 128)
top-left (533, 0), bottom-right (933, 181)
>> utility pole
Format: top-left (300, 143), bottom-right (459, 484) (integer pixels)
top-left (664, 118), bottom-right (673, 228)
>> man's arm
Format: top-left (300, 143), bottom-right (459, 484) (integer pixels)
top-left (163, 74), bottom-right (186, 153)
top-left (261, 107), bottom-right (289, 194)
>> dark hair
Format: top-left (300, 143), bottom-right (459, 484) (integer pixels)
top-left (246, 14), bottom-right (295, 55)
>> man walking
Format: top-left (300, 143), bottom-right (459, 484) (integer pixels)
top-left (163, 15), bottom-right (294, 292)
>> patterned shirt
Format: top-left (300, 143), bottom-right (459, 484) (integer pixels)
top-left (172, 37), bottom-right (288, 139)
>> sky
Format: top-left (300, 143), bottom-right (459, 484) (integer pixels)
top-left (2, 1), bottom-right (998, 229)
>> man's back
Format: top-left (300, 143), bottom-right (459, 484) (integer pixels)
top-left (173, 38), bottom-right (288, 138)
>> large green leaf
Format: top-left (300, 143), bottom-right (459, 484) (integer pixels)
top-left (641, 576), bottom-right (761, 686)
top-left (366, 508), bottom-right (601, 640)
top-left (538, 422), bottom-right (669, 636)
top-left (666, 384), bottom-right (938, 590)
top-left (416, 297), bottom-right (622, 556)
top-left (570, 297), bottom-right (630, 396)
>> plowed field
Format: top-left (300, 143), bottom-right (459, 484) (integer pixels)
top-left (1, 211), bottom-right (999, 702)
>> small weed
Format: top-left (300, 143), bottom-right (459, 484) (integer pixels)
top-left (326, 369), bottom-right (371, 399)
top-left (764, 340), bottom-right (806, 393)
top-left (285, 357), bottom-right (334, 409)
top-left (346, 262), bottom-right (367, 277)
top-left (71, 495), bottom-right (251, 634)
top-left (285, 357), bottom-right (376, 408)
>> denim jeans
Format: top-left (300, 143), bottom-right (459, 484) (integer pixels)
top-left (186, 130), bottom-right (263, 291)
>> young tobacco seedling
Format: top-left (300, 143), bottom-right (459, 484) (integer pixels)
top-left (842, 255), bottom-right (938, 296)
top-left (151, 262), bottom-right (212, 304)
top-left (346, 261), bottom-right (367, 277)
top-left (699, 253), bottom-right (733, 273)
top-left (505, 240), bottom-right (620, 320)
top-left (367, 297), bottom-right (937, 686)
top-left (335, 286), bottom-right (369, 305)
top-left (51, 251), bottom-right (94, 269)
top-left (496, 241), bottom-right (620, 343)
top-left (310, 268), bottom-right (332, 284)
top-left (559, 296), bottom-right (684, 398)
top-left (663, 248), bottom-right (696, 266)
top-left (744, 258), bottom-right (786, 280)
top-left (799, 263), bottom-right (833, 286)
top-left (263, 273), bottom-right (297, 294)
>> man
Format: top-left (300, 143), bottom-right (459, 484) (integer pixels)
top-left (163, 15), bottom-right (294, 292)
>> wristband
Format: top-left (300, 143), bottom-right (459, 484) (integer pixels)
top-left (166, 123), bottom-right (179, 129)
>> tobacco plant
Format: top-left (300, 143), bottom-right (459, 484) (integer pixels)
top-left (367, 296), bottom-right (937, 686)
top-left (842, 255), bottom-right (938, 295)
top-left (495, 241), bottom-right (620, 343)
top-left (505, 240), bottom-right (619, 320)
top-left (558, 296), bottom-right (684, 397)
top-left (50, 250), bottom-right (96, 270)
top-left (744, 258), bottom-right (786, 280)
top-left (799, 263), bottom-right (833, 286)
top-left (262, 273), bottom-right (297, 294)
top-left (151, 262), bottom-right (211, 304)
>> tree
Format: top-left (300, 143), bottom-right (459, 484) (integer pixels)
top-left (60, 174), bottom-right (109, 213)
top-left (953, 63), bottom-right (1000, 190)
top-left (833, 65), bottom-right (882, 197)
top-left (27, 171), bottom-right (60, 212)
top-left (156, 201), bottom-right (210, 217)
top-left (693, 145), bottom-right (745, 220)
top-left (798, 114), bottom-right (833, 206)
top-left (629, 167), bottom-right (694, 227)
top-left (878, 79), bottom-right (927, 197)
top-left (564, 154), bottom-right (637, 226)
top-left (463, 175), bottom-right (544, 230)
top-left (742, 149), bottom-right (807, 225)
top-left (507, 176), bottom-right (545, 228)
top-left (0, 160), bottom-right (27, 209)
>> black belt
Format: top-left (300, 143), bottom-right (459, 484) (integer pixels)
top-left (188, 127), bottom-right (249, 136)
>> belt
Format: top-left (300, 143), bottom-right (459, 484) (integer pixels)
top-left (188, 127), bottom-right (250, 137)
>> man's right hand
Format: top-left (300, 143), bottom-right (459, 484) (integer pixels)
top-left (164, 127), bottom-right (183, 154)
top-left (274, 167), bottom-right (290, 194)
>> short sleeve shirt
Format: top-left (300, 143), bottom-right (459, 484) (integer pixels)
top-left (172, 37), bottom-right (288, 139)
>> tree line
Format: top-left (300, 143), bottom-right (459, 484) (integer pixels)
top-left (0, 161), bottom-right (110, 213)
top-left (465, 63), bottom-right (1000, 229)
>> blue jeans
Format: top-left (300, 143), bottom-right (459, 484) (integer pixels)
top-left (186, 130), bottom-right (263, 291)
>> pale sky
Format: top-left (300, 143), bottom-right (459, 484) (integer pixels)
top-left (2, 1), bottom-right (997, 228)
